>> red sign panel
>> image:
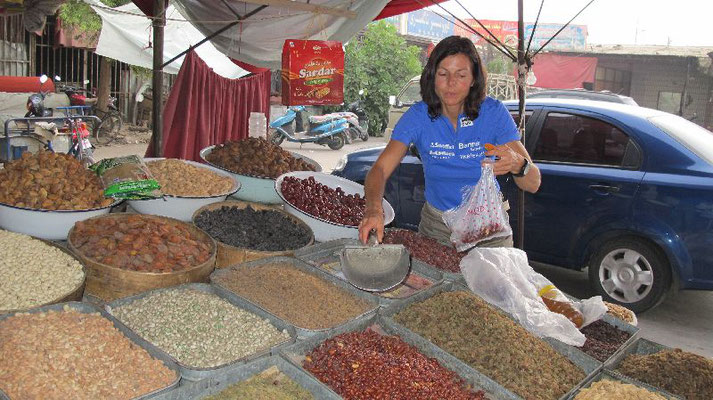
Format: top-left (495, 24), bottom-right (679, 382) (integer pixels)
top-left (281, 40), bottom-right (344, 106)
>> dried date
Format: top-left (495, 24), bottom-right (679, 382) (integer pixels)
top-left (280, 176), bottom-right (365, 226)
top-left (383, 229), bottom-right (464, 273)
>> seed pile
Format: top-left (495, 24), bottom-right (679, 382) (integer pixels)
top-left (394, 291), bottom-right (585, 400)
top-left (578, 320), bottom-right (631, 362)
top-left (574, 380), bottom-right (668, 400)
top-left (204, 366), bottom-right (313, 400)
top-left (304, 329), bottom-right (487, 400)
top-left (206, 138), bottom-right (316, 178)
top-left (110, 288), bottom-right (290, 368)
top-left (214, 262), bottom-right (374, 330)
top-left (71, 214), bottom-right (213, 272)
top-left (194, 205), bottom-right (311, 251)
top-left (617, 349), bottom-right (713, 399)
top-left (604, 301), bottom-right (637, 324)
top-left (146, 159), bottom-right (234, 197)
top-left (0, 151), bottom-right (113, 210)
top-left (0, 231), bottom-right (84, 312)
top-left (280, 176), bottom-right (366, 226)
top-left (0, 306), bottom-right (177, 400)
top-left (383, 229), bottom-right (465, 273)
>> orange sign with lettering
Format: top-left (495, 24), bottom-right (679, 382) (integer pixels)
top-left (282, 40), bottom-right (344, 105)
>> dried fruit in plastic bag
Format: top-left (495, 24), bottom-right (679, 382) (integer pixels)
top-left (90, 155), bottom-right (161, 199)
top-left (442, 164), bottom-right (512, 251)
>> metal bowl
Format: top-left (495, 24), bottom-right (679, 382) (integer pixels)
top-left (0, 199), bottom-right (121, 240)
top-left (274, 171), bottom-right (395, 242)
top-left (199, 144), bottom-right (321, 204)
top-left (127, 158), bottom-right (241, 222)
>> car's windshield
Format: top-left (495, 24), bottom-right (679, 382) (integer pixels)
top-left (649, 114), bottom-right (713, 165)
top-left (399, 81), bottom-right (421, 105)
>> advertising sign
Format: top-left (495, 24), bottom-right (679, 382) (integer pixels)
top-left (406, 9), bottom-right (454, 41)
top-left (454, 19), bottom-right (586, 51)
top-left (282, 40), bottom-right (345, 106)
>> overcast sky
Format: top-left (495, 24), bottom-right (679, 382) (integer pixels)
top-left (436, 0), bottom-right (713, 47)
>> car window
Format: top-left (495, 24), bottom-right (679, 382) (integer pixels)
top-left (648, 114), bottom-right (713, 165)
top-left (399, 81), bottom-right (421, 105)
top-left (509, 110), bottom-right (533, 128)
top-left (533, 112), bottom-right (632, 166)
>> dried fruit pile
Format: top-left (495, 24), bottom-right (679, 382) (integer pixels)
top-left (604, 301), bottom-right (637, 324)
top-left (71, 214), bottom-right (212, 272)
top-left (194, 205), bottom-right (311, 251)
top-left (574, 379), bottom-right (667, 399)
top-left (394, 291), bottom-right (585, 400)
top-left (214, 262), bottom-right (374, 330)
top-left (383, 229), bottom-right (464, 273)
top-left (110, 288), bottom-right (290, 368)
top-left (0, 306), bottom-right (177, 400)
top-left (0, 151), bottom-right (113, 210)
top-left (206, 138), bottom-right (316, 179)
top-left (617, 349), bottom-right (713, 399)
top-left (578, 320), bottom-right (631, 362)
top-left (204, 366), bottom-right (313, 400)
top-left (146, 159), bottom-right (234, 197)
top-left (0, 231), bottom-right (84, 312)
top-left (303, 329), bottom-right (487, 400)
top-left (280, 176), bottom-right (365, 226)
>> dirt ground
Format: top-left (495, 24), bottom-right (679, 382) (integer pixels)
top-left (92, 124), bottom-right (150, 160)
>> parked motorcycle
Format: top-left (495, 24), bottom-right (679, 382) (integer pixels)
top-left (269, 106), bottom-right (350, 150)
top-left (344, 89), bottom-right (369, 142)
top-left (25, 75), bottom-right (54, 118)
top-left (57, 79), bottom-right (123, 145)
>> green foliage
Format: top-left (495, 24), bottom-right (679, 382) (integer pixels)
top-left (341, 21), bottom-right (422, 135)
top-left (58, 0), bottom-right (131, 33)
top-left (486, 54), bottom-right (512, 75)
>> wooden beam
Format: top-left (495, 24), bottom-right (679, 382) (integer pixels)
top-left (240, 0), bottom-right (356, 19)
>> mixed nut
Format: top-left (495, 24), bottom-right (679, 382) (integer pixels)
top-left (146, 159), bottom-right (235, 197)
top-left (71, 214), bottom-right (213, 272)
top-left (0, 230), bottom-right (85, 312)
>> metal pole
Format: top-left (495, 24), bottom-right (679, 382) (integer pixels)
top-left (516, 0), bottom-right (526, 249)
top-left (152, 0), bottom-right (166, 157)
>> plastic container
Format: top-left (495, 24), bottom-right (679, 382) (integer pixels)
top-left (274, 171), bottom-right (395, 242)
top-left (248, 112), bottom-right (267, 138)
top-left (199, 145), bottom-right (321, 204)
top-left (127, 158), bottom-right (241, 222)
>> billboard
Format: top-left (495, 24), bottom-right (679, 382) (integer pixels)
top-left (406, 9), bottom-right (454, 41)
top-left (454, 19), bottom-right (587, 51)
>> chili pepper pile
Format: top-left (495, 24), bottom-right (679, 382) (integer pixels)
top-left (303, 329), bottom-right (487, 400)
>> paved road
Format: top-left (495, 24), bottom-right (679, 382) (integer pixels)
top-left (95, 136), bottom-right (713, 358)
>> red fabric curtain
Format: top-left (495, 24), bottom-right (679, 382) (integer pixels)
top-left (527, 53), bottom-right (598, 89)
top-left (145, 50), bottom-right (270, 161)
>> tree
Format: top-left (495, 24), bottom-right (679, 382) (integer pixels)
top-left (342, 21), bottom-right (422, 135)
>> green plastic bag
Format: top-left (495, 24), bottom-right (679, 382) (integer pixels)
top-left (90, 155), bottom-right (162, 199)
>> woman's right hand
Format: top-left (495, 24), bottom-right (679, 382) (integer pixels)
top-left (358, 208), bottom-right (385, 244)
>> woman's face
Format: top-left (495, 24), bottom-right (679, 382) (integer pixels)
top-left (434, 53), bottom-right (474, 112)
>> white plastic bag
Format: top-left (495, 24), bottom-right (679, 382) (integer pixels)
top-left (460, 247), bottom-right (607, 346)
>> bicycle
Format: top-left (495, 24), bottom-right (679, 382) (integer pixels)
top-left (57, 83), bottom-right (123, 145)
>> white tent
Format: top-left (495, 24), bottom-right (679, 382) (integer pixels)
top-left (90, 1), bottom-right (249, 78)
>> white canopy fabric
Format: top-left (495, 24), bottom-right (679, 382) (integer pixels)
top-left (172, 0), bottom-right (390, 69)
top-left (90, 1), bottom-right (249, 78)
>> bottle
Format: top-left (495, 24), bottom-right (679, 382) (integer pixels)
top-left (249, 112), bottom-right (267, 138)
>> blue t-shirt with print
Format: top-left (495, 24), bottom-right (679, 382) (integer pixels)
top-left (391, 98), bottom-right (520, 211)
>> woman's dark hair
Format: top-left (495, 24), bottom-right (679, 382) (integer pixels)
top-left (420, 36), bottom-right (487, 120)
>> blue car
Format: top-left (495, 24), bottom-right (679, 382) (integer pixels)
top-left (332, 99), bottom-right (713, 312)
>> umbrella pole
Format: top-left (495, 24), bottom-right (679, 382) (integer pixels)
top-left (152, 0), bottom-right (166, 157)
top-left (516, 0), bottom-right (526, 249)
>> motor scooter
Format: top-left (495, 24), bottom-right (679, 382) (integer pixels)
top-left (269, 106), bottom-right (350, 150)
top-left (344, 90), bottom-right (369, 142)
top-left (25, 75), bottom-right (54, 118)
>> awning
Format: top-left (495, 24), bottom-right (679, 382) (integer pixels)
top-left (90, 1), bottom-right (249, 78)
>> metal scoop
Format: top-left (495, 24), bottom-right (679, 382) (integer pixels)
top-left (340, 231), bottom-right (411, 292)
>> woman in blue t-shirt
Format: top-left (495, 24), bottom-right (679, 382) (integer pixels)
top-left (359, 36), bottom-right (541, 246)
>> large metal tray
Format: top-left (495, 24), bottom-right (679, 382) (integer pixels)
top-left (211, 256), bottom-right (380, 338)
top-left (0, 301), bottom-right (180, 400)
top-left (294, 238), bottom-right (445, 305)
top-left (280, 313), bottom-right (519, 400)
top-left (106, 283), bottom-right (296, 382)
top-left (150, 354), bottom-right (341, 400)
top-left (567, 369), bottom-right (683, 400)
top-left (379, 282), bottom-right (601, 400)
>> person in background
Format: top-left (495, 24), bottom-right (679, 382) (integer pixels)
top-left (358, 36), bottom-right (541, 247)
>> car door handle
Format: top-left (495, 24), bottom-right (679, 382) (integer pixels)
top-left (589, 184), bottom-right (620, 193)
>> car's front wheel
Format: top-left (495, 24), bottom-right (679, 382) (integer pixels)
top-left (588, 238), bottom-right (671, 313)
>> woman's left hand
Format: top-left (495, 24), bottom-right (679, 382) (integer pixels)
top-left (483, 144), bottom-right (523, 176)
